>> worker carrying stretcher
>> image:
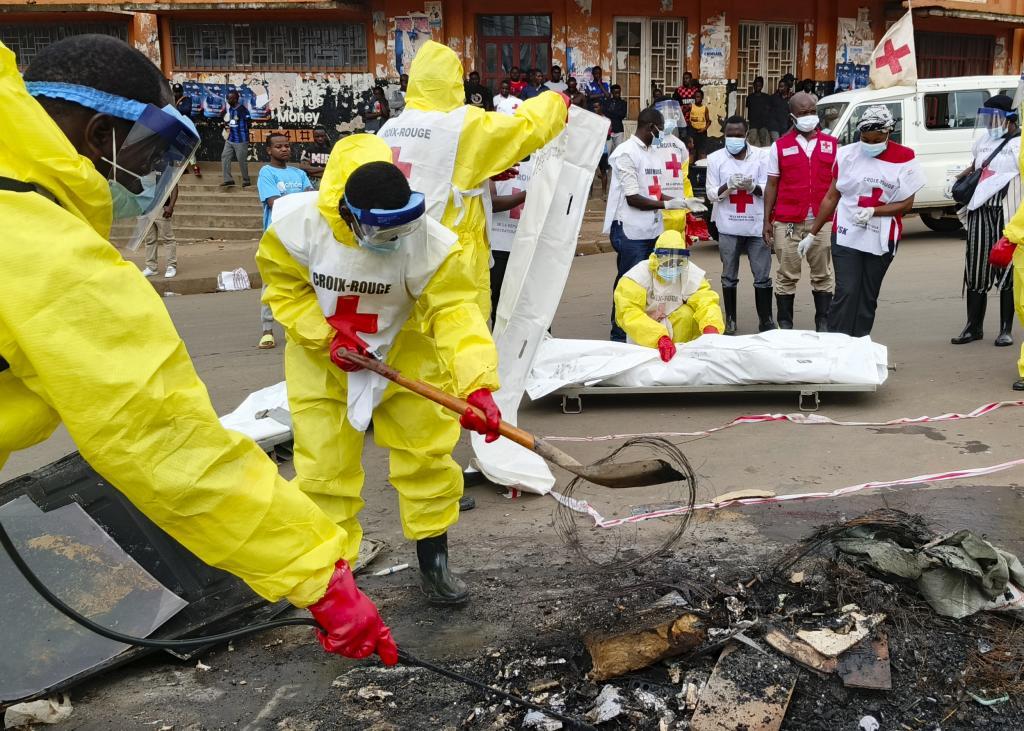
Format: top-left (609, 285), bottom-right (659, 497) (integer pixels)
top-left (257, 134), bottom-right (501, 611)
top-left (613, 230), bottom-right (725, 362)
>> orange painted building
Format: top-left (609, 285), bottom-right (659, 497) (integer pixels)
top-left (2, 0), bottom-right (1022, 155)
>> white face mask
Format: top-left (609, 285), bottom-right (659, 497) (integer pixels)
top-left (792, 114), bottom-right (819, 133)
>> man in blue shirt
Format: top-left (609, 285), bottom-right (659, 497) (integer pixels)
top-left (520, 68), bottom-right (545, 100)
top-left (257, 133), bottom-right (313, 348)
top-left (221, 90), bottom-right (252, 188)
top-left (583, 66), bottom-right (610, 110)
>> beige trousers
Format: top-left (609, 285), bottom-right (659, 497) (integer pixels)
top-left (773, 220), bottom-right (834, 295)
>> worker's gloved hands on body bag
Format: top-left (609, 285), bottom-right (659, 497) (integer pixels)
top-left (460, 389), bottom-right (502, 443)
top-left (308, 560), bottom-right (398, 665)
top-left (657, 335), bottom-right (677, 363)
top-left (702, 326), bottom-right (720, 335)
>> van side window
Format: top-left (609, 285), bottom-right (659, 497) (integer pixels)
top-left (839, 102), bottom-right (904, 145)
top-left (923, 90), bottom-right (990, 130)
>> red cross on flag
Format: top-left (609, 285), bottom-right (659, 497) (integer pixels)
top-left (869, 11), bottom-right (917, 90)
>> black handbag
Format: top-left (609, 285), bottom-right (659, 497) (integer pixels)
top-left (952, 132), bottom-right (1019, 207)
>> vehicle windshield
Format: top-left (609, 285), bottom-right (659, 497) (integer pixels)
top-left (817, 101), bottom-right (848, 136)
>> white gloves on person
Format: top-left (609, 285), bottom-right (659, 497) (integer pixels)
top-left (684, 197), bottom-right (708, 213)
top-left (796, 233), bottom-right (817, 258)
top-left (664, 198), bottom-right (689, 210)
top-left (853, 206), bottom-right (874, 225)
top-left (741, 176), bottom-right (757, 193)
top-left (727, 173), bottom-right (744, 191)
top-left (665, 197), bottom-right (708, 213)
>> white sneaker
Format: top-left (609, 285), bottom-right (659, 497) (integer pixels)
top-left (164, 266), bottom-right (177, 279)
top-left (141, 267), bottom-right (157, 277)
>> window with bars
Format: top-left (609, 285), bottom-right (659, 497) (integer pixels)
top-left (0, 23), bottom-right (128, 69)
top-left (736, 22), bottom-right (796, 114)
top-left (171, 21), bottom-right (368, 72)
top-left (650, 19), bottom-right (683, 95)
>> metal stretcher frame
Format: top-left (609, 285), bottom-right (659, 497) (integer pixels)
top-left (552, 382), bottom-right (878, 413)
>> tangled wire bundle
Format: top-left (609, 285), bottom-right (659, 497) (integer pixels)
top-left (553, 436), bottom-right (697, 571)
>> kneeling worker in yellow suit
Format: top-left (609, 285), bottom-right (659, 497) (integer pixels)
top-left (257, 134), bottom-right (501, 606)
top-left (0, 36), bottom-right (396, 664)
top-left (614, 230), bottom-right (724, 362)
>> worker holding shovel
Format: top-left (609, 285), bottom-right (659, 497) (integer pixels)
top-left (257, 134), bottom-right (501, 607)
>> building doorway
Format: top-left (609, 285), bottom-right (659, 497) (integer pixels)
top-left (736, 22), bottom-right (796, 114)
top-left (613, 18), bottom-right (684, 132)
top-left (477, 15), bottom-right (551, 93)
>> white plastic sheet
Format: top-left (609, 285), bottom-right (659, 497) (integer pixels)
top-left (469, 107), bottom-right (609, 494)
top-left (218, 381), bottom-right (290, 444)
top-left (527, 331), bottom-right (888, 399)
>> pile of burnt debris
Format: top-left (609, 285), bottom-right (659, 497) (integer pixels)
top-left (330, 509), bottom-right (1023, 730)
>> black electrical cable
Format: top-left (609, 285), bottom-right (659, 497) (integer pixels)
top-left (0, 521), bottom-right (596, 730)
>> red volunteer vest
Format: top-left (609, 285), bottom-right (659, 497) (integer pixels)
top-left (773, 130), bottom-right (838, 223)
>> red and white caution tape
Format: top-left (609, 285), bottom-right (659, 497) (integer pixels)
top-left (542, 400), bottom-right (1024, 443)
top-left (551, 457), bottom-right (1024, 529)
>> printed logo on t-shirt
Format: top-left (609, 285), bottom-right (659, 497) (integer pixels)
top-left (820, 141), bottom-right (834, 154)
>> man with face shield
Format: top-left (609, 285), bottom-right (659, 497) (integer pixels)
top-left (0, 35), bottom-right (398, 665)
top-left (950, 95), bottom-right (1021, 347)
top-left (613, 230), bottom-right (724, 361)
top-left (257, 134), bottom-right (501, 606)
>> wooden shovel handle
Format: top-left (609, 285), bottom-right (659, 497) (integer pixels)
top-left (340, 351), bottom-right (537, 450)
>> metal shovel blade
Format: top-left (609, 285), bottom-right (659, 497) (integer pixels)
top-left (532, 440), bottom-right (685, 489)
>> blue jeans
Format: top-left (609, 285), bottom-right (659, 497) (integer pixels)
top-left (609, 221), bottom-right (657, 341)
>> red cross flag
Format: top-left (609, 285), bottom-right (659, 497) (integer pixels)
top-left (869, 11), bottom-right (917, 89)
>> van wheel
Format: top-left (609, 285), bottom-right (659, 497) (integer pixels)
top-left (920, 211), bottom-right (963, 234)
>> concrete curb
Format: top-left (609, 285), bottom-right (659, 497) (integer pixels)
top-left (148, 271), bottom-right (264, 297)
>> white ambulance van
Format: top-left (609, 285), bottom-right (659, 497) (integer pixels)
top-left (816, 76), bottom-right (1017, 232)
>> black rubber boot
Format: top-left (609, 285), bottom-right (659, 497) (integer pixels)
top-left (951, 290), bottom-right (987, 344)
top-left (754, 287), bottom-right (777, 331)
top-left (1014, 379), bottom-right (1024, 391)
top-left (812, 291), bottom-right (833, 333)
top-left (722, 287), bottom-right (738, 335)
top-left (416, 533), bottom-right (469, 606)
top-left (775, 294), bottom-right (795, 330)
top-left (458, 495), bottom-right (476, 511)
top-left (995, 287), bottom-right (1014, 347)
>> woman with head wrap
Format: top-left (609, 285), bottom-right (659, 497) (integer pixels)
top-left (798, 105), bottom-right (925, 336)
top-left (951, 94), bottom-right (1021, 347)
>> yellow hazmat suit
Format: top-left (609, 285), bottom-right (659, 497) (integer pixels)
top-left (1001, 187), bottom-right (1024, 380)
top-left (614, 231), bottom-right (725, 346)
top-left (391, 41), bottom-right (567, 319)
top-left (257, 135), bottom-right (499, 563)
top-left (0, 42), bottom-right (344, 607)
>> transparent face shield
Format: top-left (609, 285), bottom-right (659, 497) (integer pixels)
top-left (343, 191), bottom-right (427, 253)
top-left (975, 107), bottom-right (1013, 143)
top-left (654, 100), bottom-right (685, 137)
top-left (654, 247), bottom-right (690, 282)
top-left (110, 105), bottom-right (201, 250)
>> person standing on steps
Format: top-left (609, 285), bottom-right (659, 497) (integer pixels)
top-left (141, 185), bottom-right (178, 279)
top-left (762, 91), bottom-right (837, 331)
top-left (220, 90), bottom-right (251, 188)
top-left (172, 83), bottom-right (201, 177)
top-left (951, 94), bottom-right (1021, 348)
top-left (257, 132), bottom-right (313, 348)
top-left (707, 116), bottom-right (776, 333)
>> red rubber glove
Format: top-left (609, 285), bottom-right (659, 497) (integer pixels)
top-left (308, 560), bottom-right (398, 665)
top-left (460, 388), bottom-right (502, 443)
top-left (657, 335), bottom-right (677, 363)
top-left (990, 236), bottom-right (1017, 268)
top-left (703, 326), bottom-right (720, 335)
top-left (491, 166), bottom-right (519, 182)
top-left (329, 335), bottom-right (365, 372)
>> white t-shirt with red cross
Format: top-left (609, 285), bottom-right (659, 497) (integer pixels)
top-left (706, 146), bottom-right (768, 237)
top-left (833, 141), bottom-right (926, 256)
top-left (489, 160), bottom-right (533, 253)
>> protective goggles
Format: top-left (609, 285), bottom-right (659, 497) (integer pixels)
top-left (654, 246), bottom-right (691, 269)
top-left (343, 191), bottom-right (426, 246)
top-left (26, 81), bottom-right (200, 250)
top-left (977, 107), bottom-right (1014, 129)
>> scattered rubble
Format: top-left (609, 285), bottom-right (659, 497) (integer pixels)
top-left (3, 695), bottom-right (73, 728)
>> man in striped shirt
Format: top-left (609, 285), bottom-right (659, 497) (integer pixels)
top-left (221, 90), bottom-right (252, 188)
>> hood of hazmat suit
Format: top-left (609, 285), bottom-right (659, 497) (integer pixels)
top-left (0, 41), bottom-right (345, 607)
top-left (614, 230), bottom-right (724, 346)
top-left (386, 40), bottom-right (568, 320)
top-left (257, 134), bottom-right (499, 562)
